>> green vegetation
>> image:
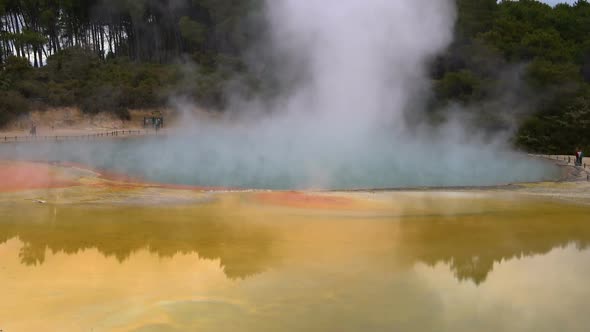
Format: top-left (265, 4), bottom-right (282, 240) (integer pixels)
top-left (0, 0), bottom-right (263, 126)
top-left (0, 0), bottom-right (589, 153)
top-left (439, 0), bottom-right (590, 153)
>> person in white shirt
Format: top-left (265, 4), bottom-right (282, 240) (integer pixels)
top-left (575, 147), bottom-right (583, 166)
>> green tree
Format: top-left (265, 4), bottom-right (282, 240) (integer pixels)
top-left (436, 70), bottom-right (480, 103)
top-left (179, 16), bottom-right (205, 49)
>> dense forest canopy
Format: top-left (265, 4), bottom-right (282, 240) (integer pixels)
top-left (0, 0), bottom-right (263, 64)
top-left (0, 0), bottom-right (589, 153)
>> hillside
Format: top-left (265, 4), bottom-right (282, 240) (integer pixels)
top-left (0, 0), bottom-right (589, 153)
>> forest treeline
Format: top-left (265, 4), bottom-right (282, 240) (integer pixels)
top-left (0, 0), bottom-right (589, 153)
top-left (0, 0), bottom-right (264, 124)
top-left (439, 0), bottom-right (590, 153)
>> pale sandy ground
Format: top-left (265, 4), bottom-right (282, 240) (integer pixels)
top-left (472, 155), bottom-right (590, 205)
top-left (0, 107), bottom-right (227, 140)
top-left (0, 108), bottom-right (175, 138)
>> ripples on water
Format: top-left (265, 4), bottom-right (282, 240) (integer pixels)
top-left (0, 193), bottom-right (589, 331)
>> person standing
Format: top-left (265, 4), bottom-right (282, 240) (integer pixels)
top-left (575, 147), bottom-right (583, 166)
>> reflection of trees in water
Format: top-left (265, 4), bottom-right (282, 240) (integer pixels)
top-left (0, 206), bottom-right (276, 280)
top-left (1, 202), bottom-right (590, 284)
top-left (397, 209), bottom-right (590, 284)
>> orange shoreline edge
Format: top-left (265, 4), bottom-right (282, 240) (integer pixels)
top-left (0, 161), bottom-right (78, 192)
top-left (0, 160), bottom-right (362, 209)
top-left (1, 160), bottom-right (232, 192)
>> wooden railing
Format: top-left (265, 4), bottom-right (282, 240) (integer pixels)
top-left (533, 154), bottom-right (590, 181)
top-left (536, 154), bottom-right (588, 167)
top-left (0, 130), bottom-right (149, 144)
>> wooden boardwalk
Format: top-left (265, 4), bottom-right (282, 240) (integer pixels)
top-left (0, 130), bottom-right (163, 144)
top-left (533, 154), bottom-right (590, 181)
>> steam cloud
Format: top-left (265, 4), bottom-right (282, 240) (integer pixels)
top-left (262, 0), bottom-right (454, 129)
top-left (1, 0), bottom-right (557, 189)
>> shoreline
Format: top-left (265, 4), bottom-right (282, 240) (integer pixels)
top-left (0, 156), bottom-right (588, 206)
top-left (0, 154), bottom-right (583, 190)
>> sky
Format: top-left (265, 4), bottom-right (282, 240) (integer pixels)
top-left (541, 0), bottom-right (576, 5)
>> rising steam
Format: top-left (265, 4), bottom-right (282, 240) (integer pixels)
top-left (260, 0), bottom-right (455, 129)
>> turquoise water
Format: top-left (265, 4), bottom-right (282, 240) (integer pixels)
top-left (0, 136), bottom-right (559, 189)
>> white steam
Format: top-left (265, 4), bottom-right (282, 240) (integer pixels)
top-left (263, 0), bottom-right (455, 130)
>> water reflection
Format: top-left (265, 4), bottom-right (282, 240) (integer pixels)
top-left (0, 204), bottom-right (276, 279)
top-left (1, 193), bottom-right (590, 331)
top-left (0, 193), bottom-right (589, 284)
top-left (396, 209), bottom-right (590, 283)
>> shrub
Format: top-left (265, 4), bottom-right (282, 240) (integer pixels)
top-left (0, 91), bottom-right (29, 128)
